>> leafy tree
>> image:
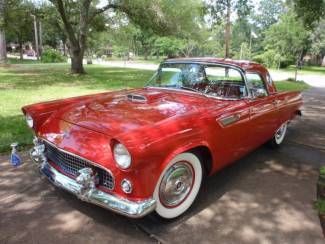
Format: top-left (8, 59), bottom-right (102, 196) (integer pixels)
top-left (205, 0), bottom-right (252, 58)
top-left (231, 18), bottom-right (251, 56)
top-left (310, 19), bottom-right (325, 65)
top-left (235, 42), bottom-right (250, 60)
top-left (5, 1), bottom-right (34, 60)
top-left (263, 10), bottom-right (309, 68)
top-left (133, 29), bottom-right (155, 60)
top-left (153, 37), bottom-right (183, 58)
top-left (254, 0), bottom-right (284, 30)
top-left (38, 4), bottom-right (66, 52)
top-left (291, 0), bottom-right (325, 28)
top-left (253, 49), bottom-right (282, 68)
top-left (49, 0), bottom-right (202, 74)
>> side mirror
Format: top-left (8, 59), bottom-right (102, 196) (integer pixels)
top-left (254, 88), bottom-right (267, 98)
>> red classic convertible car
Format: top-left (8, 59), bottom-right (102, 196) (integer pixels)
top-left (23, 58), bottom-right (302, 219)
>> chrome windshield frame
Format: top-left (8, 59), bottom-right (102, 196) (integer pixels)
top-left (145, 61), bottom-right (253, 100)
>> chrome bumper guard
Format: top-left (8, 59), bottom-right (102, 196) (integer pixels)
top-left (29, 141), bottom-right (156, 218)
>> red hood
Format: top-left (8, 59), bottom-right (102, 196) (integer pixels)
top-left (53, 88), bottom-right (217, 136)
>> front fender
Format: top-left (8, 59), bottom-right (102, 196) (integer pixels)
top-left (157, 140), bottom-right (211, 176)
top-left (131, 139), bottom-right (211, 200)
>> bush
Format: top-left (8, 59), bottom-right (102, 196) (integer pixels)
top-left (253, 50), bottom-right (279, 68)
top-left (41, 49), bottom-right (66, 63)
top-left (279, 58), bottom-right (295, 68)
top-left (253, 50), bottom-right (295, 68)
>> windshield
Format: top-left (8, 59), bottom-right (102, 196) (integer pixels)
top-left (147, 63), bottom-right (248, 99)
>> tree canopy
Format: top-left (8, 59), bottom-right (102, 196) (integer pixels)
top-left (292, 0), bottom-right (325, 28)
top-left (1, 0), bottom-right (325, 68)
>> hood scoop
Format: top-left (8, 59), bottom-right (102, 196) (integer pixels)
top-left (127, 93), bottom-right (147, 103)
top-left (126, 90), bottom-right (169, 104)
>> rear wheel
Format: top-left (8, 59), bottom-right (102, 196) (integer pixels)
top-left (153, 152), bottom-right (203, 219)
top-left (269, 121), bottom-right (288, 147)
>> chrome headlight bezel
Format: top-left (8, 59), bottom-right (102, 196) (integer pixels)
top-left (25, 114), bottom-right (34, 128)
top-left (113, 143), bottom-right (131, 169)
top-left (121, 179), bottom-right (132, 194)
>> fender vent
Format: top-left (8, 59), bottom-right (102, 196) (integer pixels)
top-left (127, 94), bottom-right (147, 102)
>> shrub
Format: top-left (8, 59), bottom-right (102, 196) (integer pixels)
top-left (41, 49), bottom-right (66, 63)
top-left (253, 50), bottom-right (295, 68)
top-left (279, 58), bottom-right (295, 68)
top-left (253, 50), bottom-right (279, 68)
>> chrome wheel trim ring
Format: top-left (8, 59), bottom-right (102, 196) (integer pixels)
top-left (275, 122), bottom-right (287, 144)
top-left (159, 161), bottom-right (194, 208)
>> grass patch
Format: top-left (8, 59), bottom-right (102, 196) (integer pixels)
top-left (0, 63), bottom-right (153, 153)
top-left (6, 57), bottom-right (43, 64)
top-left (275, 79), bottom-right (310, 91)
top-left (283, 65), bottom-right (325, 75)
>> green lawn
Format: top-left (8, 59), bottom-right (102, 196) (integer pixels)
top-left (275, 80), bottom-right (310, 91)
top-left (0, 63), bottom-right (310, 153)
top-left (283, 65), bottom-right (325, 75)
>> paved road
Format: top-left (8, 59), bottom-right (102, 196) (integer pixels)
top-left (1, 88), bottom-right (324, 243)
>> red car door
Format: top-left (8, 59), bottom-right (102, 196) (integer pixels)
top-left (246, 73), bottom-right (279, 148)
top-left (212, 100), bottom-right (252, 169)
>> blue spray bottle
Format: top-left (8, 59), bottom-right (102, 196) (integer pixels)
top-left (10, 142), bottom-right (22, 167)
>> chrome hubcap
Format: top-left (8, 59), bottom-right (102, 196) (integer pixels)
top-left (275, 123), bottom-right (287, 143)
top-left (159, 162), bottom-right (194, 208)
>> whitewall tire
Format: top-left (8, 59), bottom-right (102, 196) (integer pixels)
top-left (153, 152), bottom-right (203, 219)
top-left (270, 121), bottom-right (288, 147)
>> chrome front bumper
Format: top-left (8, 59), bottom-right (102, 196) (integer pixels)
top-left (29, 144), bottom-right (156, 218)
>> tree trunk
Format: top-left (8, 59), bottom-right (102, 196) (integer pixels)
top-left (144, 50), bottom-right (148, 60)
top-left (71, 57), bottom-right (84, 74)
top-left (224, 0), bottom-right (231, 58)
top-left (0, 0), bottom-right (6, 64)
top-left (63, 40), bottom-right (66, 56)
top-left (19, 40), bottom-right (23, 60)
top-left (70, 44), bottom-right (85, 74)
top-left (0, 28), bottom-right (6, 64)
top-left (322, 56), bottom-right (325, 67)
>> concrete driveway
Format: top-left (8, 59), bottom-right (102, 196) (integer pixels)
top-left (1, 88), bottom-right (324, 244)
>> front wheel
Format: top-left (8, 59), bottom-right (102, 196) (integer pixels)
top-left (153, 152), bottom-right (203, 219)
top-left (269, 121), bottom-right (288, 147)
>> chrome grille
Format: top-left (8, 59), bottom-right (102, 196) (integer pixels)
top-left (44, 141), bottom-right (114, 190)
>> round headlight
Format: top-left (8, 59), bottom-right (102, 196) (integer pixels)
top-left (113, 143), bottom-right (131, 169)
top-left (26, 114), bottom-right (34, 128)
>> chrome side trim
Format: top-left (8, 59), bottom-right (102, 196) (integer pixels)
top-left (30, 143), bottom-right (156, 218)
top-left (219, 114), bottom-right (241, 127)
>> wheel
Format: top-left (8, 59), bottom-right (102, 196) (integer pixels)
top-left (153, 152), bottom-right (203, 219)
top-left (269, 121), bottom-right (288, 147)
